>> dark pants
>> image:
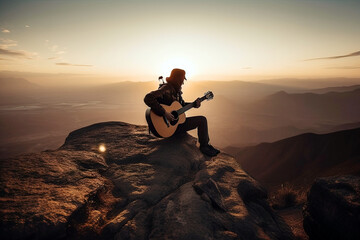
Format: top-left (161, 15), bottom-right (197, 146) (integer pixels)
top-left (174, 116), bottom-right (209, 146)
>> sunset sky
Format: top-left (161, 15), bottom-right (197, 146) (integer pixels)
top-left (0, 0), bottom-right (359, 82)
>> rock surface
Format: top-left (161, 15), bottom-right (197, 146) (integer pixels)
top-left (303, 175), bottom-right (360, 240)
top-left (0, 121), bottom-right (294, 239)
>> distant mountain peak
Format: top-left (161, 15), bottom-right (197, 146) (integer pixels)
top-left (235, 127), bottom-right (360, 189)
top-left (276, 90), bottom-right (288, 95)
top-left (0, 77), bottom-right (39, 90)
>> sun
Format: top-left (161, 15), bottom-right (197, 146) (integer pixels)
top-left (159, 57), bottom-right (196, 80)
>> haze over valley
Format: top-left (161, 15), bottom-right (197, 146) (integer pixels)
top-left (1, 75), bottom-right (360, 160)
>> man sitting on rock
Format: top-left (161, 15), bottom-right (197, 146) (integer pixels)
top-left (144, 68), bottom-right (220, 157)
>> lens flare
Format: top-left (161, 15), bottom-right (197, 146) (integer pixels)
top-left (99, 144), bottom-right (106, 153)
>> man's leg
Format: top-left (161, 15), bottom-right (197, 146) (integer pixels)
top-left (175, 116), bottom-right (219, 156)
top-left (174, 116), bottom-right (209, 146)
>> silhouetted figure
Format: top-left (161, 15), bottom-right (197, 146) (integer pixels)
top-left (144, 68), bottom-right (220, 156)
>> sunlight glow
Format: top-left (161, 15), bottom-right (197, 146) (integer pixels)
top-left (99, 144), bottom-right (106, 153)
top-left (159, 57), bottom-right (196, 80)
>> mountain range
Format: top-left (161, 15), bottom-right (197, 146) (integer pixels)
top-left (233, 127), bottom-right (360, 189)
top-left (1, 77), bottom-right (360, 159)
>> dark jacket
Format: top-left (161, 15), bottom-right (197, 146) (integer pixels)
top-left (144, 83), bottom-right (187, 116)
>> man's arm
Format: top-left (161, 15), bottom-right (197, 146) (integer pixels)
top-left (144, 85), bottom-right (167, 116)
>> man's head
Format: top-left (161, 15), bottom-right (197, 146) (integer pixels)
top-left (166, 68), bottom-right (186, 90)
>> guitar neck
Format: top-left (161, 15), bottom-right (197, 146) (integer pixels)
top-left (177, 95), bottom-right (207, 115)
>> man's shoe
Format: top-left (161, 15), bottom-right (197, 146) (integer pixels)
top-left (208, 144), bottom-right (220, 154)
top-left (200, 144), bottom-right (219, 157)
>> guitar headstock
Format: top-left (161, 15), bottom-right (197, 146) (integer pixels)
top-left (204, 91), bottom-right (214, 100)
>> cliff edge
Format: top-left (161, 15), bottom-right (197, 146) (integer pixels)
top-left (0, 122), bottom-right (294, 240)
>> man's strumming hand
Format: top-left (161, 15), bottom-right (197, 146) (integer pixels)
top-left (164, 111), bottom-right (175, 121)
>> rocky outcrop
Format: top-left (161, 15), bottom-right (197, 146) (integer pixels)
top-left (0, 150), bottom-right (107, 240)
top-left (303, 175), bottom-right (360, 240)
top-left (0, 121), bottom-right (294, 239)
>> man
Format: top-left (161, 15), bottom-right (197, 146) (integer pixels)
top-left (144, 68), bottom-right (220, 157)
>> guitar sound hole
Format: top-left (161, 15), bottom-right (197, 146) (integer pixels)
top-left (170, 111), bottom-right (179, 126)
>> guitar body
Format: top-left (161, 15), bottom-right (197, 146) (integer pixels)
top-left (146, 101), bottom-right (186, 138)
top-left (145, 91), bottom-right (213, 138)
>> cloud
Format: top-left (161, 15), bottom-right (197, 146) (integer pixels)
top-left (0, 48), bottom-right (27, 57)
top-left (0, 47), bottom-right (36, 59)
top-left (48, 56), bottom-right (59, 60)
top-left (2, 29), bottom-right (10, 33)
top-left (55, 62), bottom-right (93, 67)
top-left (0, 39), bottom-right (37, 59)
top-left (326, 66), bottom-right (360, 69)
top-left (0, 38), bottom-right (18, 49)
top-left (45, 40), bottom-right (67, 58)
top-left (25, 25), bottom-right (30, 28)
top-left (305, 50), bottom-right (360, 61)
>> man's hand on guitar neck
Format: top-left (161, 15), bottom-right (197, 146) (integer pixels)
top-left (164, 111), bottom-right (175, 122)
top-left (194, 98), bottom-right (201, 108)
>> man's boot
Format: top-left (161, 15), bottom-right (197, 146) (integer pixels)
top-left (200, 144), bottom-right (220, 157)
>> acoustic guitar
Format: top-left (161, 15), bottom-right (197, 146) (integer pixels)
top-left (145, 91), bottom-right (214, 138)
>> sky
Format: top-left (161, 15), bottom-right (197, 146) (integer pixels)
top-left (0, 0), bottom-right (359, 83)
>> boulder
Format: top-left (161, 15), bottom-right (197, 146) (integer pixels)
top-left (147, 154), bottom-right (293, 240)
top-left (0, 150), bottom-right (107, 240)
top-left (0, 121), bottom-right (294, 239)
top-left (303, 175), bottom-right (360, 240)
